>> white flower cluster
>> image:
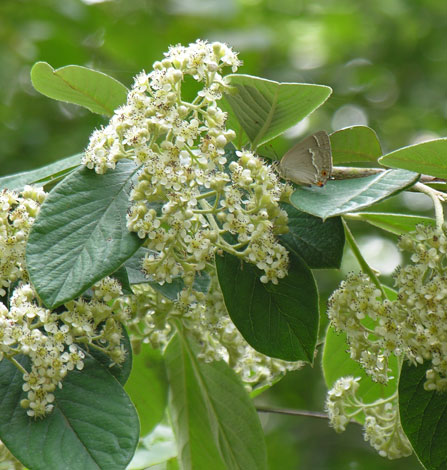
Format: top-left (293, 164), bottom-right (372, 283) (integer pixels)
top-left (0, 185), bottom-right (46, 295)
top-left (83, 40), bottom-right (291, 285)
top-left (325, 376), bottom-right (412, 459)
top-left (128, 269), bottom-right (302, 391)
top-left (327, 224), bottom-right (447, 392)
top-left (327, 272), bottom-right (392, 383)
top-left (1, 278), bottom-right (127, 418)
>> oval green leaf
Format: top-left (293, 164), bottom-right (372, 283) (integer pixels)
top-left (165, 333), bottom-right (268, 470)
top-left (279, 203), bottom-right (345, 269)
top-left (379, 138), bottom-right (447, 179)
top-left (0, 354), bottom-right (139, 470)
top-left (223, 74), bottom-right (332, 149)
top-left (348, 212), bottom-right (435, 235)
top-left (215, 251), bottom-right (319, 362)
top-left (31, 62), bottom-right (128, 116)
top-left (330, 126), bottom-right (382, 164)
top-left (290, 169), bottom-right (419, 220)
top-left (399, 360), bottom-right (447, 470)
top-left (26, 160), bottom-right (144, 308)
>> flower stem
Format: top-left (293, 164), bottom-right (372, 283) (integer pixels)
top-left (342, 218), bottom-right (387, 298)
top-left (7, 355), bottom-right (28, 375)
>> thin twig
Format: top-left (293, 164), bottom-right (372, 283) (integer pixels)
top-left (256, 405), bottom-right (362, 426)
top-left (256, 406), bottom-right (329, 420)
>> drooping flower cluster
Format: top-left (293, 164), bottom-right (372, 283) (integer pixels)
top-left (327, 224), bottom-right (447, 391)
top-left (83, 40), bottom-right (291, 286)
top-left (327, 272), bottom-right (393, 383)
top-left (325, 376), bottom-right (412, 459)
top-left (128, 269), bottom-right (302, 391)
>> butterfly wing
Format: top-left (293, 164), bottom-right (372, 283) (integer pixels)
top-left (279, 131), bottom-right (332, 186)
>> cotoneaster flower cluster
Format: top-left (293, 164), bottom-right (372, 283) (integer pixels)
top-left (83, 40), bottom-right (299, 390)
top-left (328, 224), bottom-right (447, 392)
top-left (83, 40), bottom-right (291, 287)
top-left (325, 376), bottom-right (412, 459)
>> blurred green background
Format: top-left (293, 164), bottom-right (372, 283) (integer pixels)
top-left (1, 0), bottom-right (445, 468)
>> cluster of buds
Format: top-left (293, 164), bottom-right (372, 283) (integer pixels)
top-left (327, 224), bottom-right (447, 392)
top-left (83, 40), bottom-right (291, 286)
top-left (325, 376), bottom-right (412, 459)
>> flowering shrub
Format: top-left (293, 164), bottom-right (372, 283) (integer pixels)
top-left (1, 40), bottom-right (447, 470)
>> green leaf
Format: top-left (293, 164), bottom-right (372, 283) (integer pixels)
top-left (330, 126), bottom-right (382, 164)
top-left (379, 138), bottom-right (447, 179)
top-left (290, 169), bottom-right (419, 220)
top-left (322, 325), bottom-right (399, 422)
top-left (125, 344), bottom-right (168, 436)
top-left (0, 154), bottom-right (81, 191)
top-left (215, 251), bottom-right (319, 362)
top-left (349, 212), bottom-right (435, 235)
top-left (26, 160), bottom-right (144, 308)
top-left (30, 62), bottom-right (128, 116)
top-left (165, 333), bottom-right (268, 470)
top-left (399, 360), bottom-right (447, 470)
top-left (127, 424), bottom-right (177, 470)
top-left (223, 74), bottom-right (331, 148)
top-left (279, 203), bottom-right (345, 269)
top-left (0, 354), bottom-right (139, 470)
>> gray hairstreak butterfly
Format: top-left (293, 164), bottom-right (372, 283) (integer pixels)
top-left (278, 131), bottom-right (332, 187)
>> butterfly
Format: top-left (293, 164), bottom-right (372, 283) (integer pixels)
top-left (277, 131), bottom-right (332, 187)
